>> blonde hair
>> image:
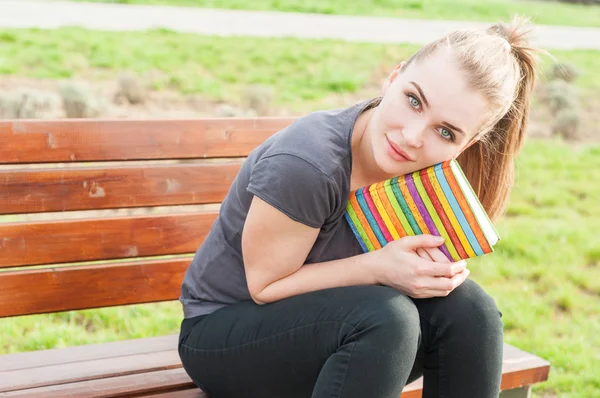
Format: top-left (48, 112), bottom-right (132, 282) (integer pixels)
top-left (405, 15), bottom-right (543, 222)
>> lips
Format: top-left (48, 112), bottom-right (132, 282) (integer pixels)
top-left (386, 135), bottom-right (414, 161)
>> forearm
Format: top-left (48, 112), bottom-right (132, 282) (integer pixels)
top-left (254, 251), bottom-right (379, 304)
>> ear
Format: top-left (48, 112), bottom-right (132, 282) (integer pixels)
top-left (381, 61), bottom-right (406, 95)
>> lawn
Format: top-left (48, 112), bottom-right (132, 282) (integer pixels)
top-left (73, 0), bottom-right (600, 28)
top-left (0, 27), bottom-right (599, 397)
top-left (0, 27), bottom-right (599, 109)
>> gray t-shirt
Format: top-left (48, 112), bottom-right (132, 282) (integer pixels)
top-left (179, 99), bottom-right (375, 318)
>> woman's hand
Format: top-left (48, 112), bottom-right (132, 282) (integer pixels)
top-left (370, 235), bottom-right (470, 299)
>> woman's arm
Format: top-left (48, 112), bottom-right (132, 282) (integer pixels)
top-left (243, 196), bottom-right (378, 305)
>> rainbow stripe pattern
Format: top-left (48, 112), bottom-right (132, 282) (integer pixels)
top-left (344, 159), bottom-right (499, 261)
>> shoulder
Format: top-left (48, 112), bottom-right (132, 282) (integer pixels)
top-left (255, 100), bottom-right (371, 177)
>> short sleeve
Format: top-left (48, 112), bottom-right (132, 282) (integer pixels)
top-left (247, 154), bottom-right (338, 228)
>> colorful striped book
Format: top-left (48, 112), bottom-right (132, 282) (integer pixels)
top-left (344, 159), bottom-right (500, 261)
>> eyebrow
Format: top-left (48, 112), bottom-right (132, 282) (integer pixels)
top-left (410, 81), bottom-right (429, 109)
top-left (442, 122), bottom-right (466, 136)
top-left (410, 80), bottom-right (466, 136)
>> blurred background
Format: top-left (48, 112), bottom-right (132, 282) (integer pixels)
top-left (0, 1), bottom-right (599, 396)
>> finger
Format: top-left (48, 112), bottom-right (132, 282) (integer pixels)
top-left (424, 247), bottom-right (451, 263)
top-left (399, 234), bottom-right (445, 251)
top-left (415, 269), bottom-right (471, 298)
top-left (421, 259), bottom-right (467, 278)
top-left (417, 247), bottom-right (434, 261)
top-left (443, 268), bottom-right (471, 291)
top-left (427, 267), bottom-right (470, 289)
top-left (445, 262), bottom-right (467, 278)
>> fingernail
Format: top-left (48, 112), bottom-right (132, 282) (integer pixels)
top-left (436, 236), bottom-right (444, 242)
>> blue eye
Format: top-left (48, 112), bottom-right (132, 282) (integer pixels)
top-left (438, 128), bottom-right (455, 142)
top-left (407, 94), bottom-right (421, 109)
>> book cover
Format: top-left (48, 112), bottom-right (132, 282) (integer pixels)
top-left (344, 159), bottom-right (500, 261)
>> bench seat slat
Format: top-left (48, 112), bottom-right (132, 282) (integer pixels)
top-left (500, 344), bottom-right (551, 390)
top-left (0, 162), bottom-right (242, 215)
top-left (140, 390), bottom-right (208, 398)
top-left (1, 349), bottom-right (181, 392)
top-left (0, 368), bottom-right (194, 397)
top-left (0, 212), bottom-right (215, 268)
top-left (0, 118), bottom-right (293, 164)
top-left (0, 335), bottom-right (178, 372)
top-left (0, 259), bottom-right (190, 317)
top-left (0, 338), bottom-right (548, 397)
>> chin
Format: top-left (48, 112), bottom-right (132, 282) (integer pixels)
top-left (374, 146), bottom-right (408, 177)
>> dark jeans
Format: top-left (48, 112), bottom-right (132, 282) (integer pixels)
top-left (178, 279), bottom-right (504, 398)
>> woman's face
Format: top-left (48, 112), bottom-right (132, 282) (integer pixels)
top-left (370, 47), bottom-right (491, 176)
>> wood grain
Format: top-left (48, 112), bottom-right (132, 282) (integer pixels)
top-left (140, 389), bottom-right (208, 398)
top-left (499, 344), bottom-right (551, 390)
top-left (0, 118), bottom-right (294, 164)
top-left (0, 258), bottom-right (191, 317)
top-left (0, 212), bottom-right (216, 268)
top-left (1, 349), bottom-right (182, 392)
top-left (0, 162), bottom-right (242, 215)
top-left (1, 368), bottom-right (195, 397)
top-left (0, 335), bottom-right (178, 372)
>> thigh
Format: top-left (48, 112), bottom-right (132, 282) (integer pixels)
top-left (178, 285), bottom-right (419, 398)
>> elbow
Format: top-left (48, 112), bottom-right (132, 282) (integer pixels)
top-left (248, 284), bottom-right (269, 305)
top-left (251, 295), bottom-right (267, 305)
top-left (246, 268), bottom-right (276, 305)
top-left (246, 268), bottom-right (280, 305)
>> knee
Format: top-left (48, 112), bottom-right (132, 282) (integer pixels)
top-left (442, 279), bottom-right (504, 336)
top-left (350, 286), bottom-right (421, 345)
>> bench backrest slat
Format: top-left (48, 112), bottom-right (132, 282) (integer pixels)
top-left (0, 119), bottom-right (294, 164)
top-left (0, 212), bottom-right (216, 268)
top-left (1, 162), bottom-right (242, 215)
top-left (1, 259), bottom-right (191, 317)
top-left (0, 118), bottom-right (294, 318)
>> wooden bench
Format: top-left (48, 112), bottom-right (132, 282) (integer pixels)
top-left (0, 118), bottom-right (550, 397)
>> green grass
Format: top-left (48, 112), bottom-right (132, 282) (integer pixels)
top-left (0, 302), bottom-right (183, 353)
top-left (1, 27), bottom-right (600, 396)
top-left (73, 0), bottom-right (600, 28)
top-left (480, 140), bottom-right (600, 397)
top-left (0, 27), bottom-right (599, 110)
top-left (0, 28), bottom-right (415, 108)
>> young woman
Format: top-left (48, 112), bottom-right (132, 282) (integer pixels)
top-left (178, 15), bottom-right (541, 398)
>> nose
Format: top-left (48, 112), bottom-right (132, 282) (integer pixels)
top-left (402, 126), bottom-right (425, 149)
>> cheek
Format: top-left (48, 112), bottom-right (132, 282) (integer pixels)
top-left (378, 97), bottom-right (409, 129)
top-left (417, 139), bottom-right (460, 166)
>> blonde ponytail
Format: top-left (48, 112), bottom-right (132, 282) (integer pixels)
top-left (455, 16), bottom-right (542, 221)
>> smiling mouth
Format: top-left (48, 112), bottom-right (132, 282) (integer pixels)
top-left (386, 135), bottom-right (414, 162)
